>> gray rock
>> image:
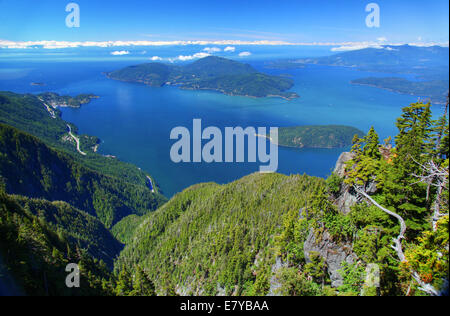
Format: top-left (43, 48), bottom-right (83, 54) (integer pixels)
top-left (216, 285), bottom-right (226, 296)
top-left (336, 183), bottom-right (358, 215)
top-left (333, 152), bottom-right (355, 178)
top-left (332, 152), bottom-right (359, 214)
top-left (366, 180), bottom-right (378, 194)
top-left (267, 257), bottom-right (288, 296)
top-left (332, 152), bottom-right (379, 214)
top-left (303, 228), bottom-right (356, 288)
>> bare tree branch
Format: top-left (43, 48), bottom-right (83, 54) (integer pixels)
top-left (353, 185), bottom-right (440, 296)
top-left (354, 185), bottom-right (406, 261)
top-left (410, 158), bottom-right (449, 231)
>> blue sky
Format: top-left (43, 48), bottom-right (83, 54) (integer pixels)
top-left (0, 0), bottom-right (448, 44)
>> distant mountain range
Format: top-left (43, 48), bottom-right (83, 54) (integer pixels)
top-left (268, 45), bottom-right (449, 104)
top-left (107, 56), bottom-right (299, 100)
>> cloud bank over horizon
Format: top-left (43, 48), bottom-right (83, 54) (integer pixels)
top-left (0, 39), bottom-right (448, 50)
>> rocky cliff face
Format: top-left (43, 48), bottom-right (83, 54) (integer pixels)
top-left (299, 152), bottom-right (360, 287)
top-left (333, 152), bottom-right (355, 178)
top-left (333, 152), bottom-right (357, 214)
top-left (303, 228), bottom-right (356, 287)
top-left (333, 151), bottom-right (379, 214)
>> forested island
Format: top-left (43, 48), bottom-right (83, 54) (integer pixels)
top-left (269, 125), bottom-right (364, 149)
top-left (107, 56), bottom-right (299, 100)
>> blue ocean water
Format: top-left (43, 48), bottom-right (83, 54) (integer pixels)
top-left (0, 46), bottom-right (424, 197)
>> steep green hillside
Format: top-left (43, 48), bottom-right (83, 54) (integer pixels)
top-left (276, 125), bottom-right (364, 149)
top-left (116, 173), bottom-right (325, 295)
top-left (0, 123), bottom-right (167, 228)
top-left (12, 195), bottom-right (123, 267)
top-left (111, 214), bottom-right (145, 244)
top-left (0, 189), bottom-right (113, 296)
top-left (0, 92), bottom-right (68, 146)
top-left (107, 56), bottom-right (299, 100)
top-left (0, 91), bottom-right (156, 187)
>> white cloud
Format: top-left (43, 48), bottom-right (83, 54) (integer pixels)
top-left (331, 43), bottom-right (383, 52)
top-left (111, 50), bottom-right (130, 56)
top-left (174, 52), bottom-right (211, 61)
top-left (224, 46), bottom-right (236, 52)
top-left (238, 51), bottom-right (252, 57)
top-left (203, 47), bottom-right (221, 53)
top-left (148, 52), bottom-right (212, 63)
top-left (377, 37), bottom-right (388, 42)
top-left (0, 39), bottom-right (295, 49)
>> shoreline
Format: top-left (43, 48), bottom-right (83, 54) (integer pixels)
top-left (350, 81), bottom-right (443, 104)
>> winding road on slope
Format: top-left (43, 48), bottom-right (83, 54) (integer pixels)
top-left (146, 176), bottom-right (155, 193)
top-left (67, 124), bottom-right (87, 156)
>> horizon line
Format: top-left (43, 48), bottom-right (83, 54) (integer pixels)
top-left (1, 39), bottom-right (449, 50)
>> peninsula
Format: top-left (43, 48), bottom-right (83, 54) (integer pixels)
top-left (271, 125), bottom-right (364, 149)
top-left (38, 92), bottom-right (99, 108)
top-left (350, 77), bottom-right (448, 105)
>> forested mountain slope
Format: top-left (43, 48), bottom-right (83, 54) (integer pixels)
top-left (0, 123), bottom-right (166, 228)
top-left (116, 173), bottom-right (327, 295)
top-left (0, 189), bottom-right (114, 296)
top-left (12, 195), bottom-right (122, 267)
top-left (0, 91), bottom-right (158, 188)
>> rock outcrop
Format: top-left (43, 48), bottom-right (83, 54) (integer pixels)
top-left (333, 152), bottom-right (357, 214)
top-left (303, 228), bottom-right (356, 288)
top-left (333, 151), bottom-right (379, 214)
top-left (267, 257), bottom-right (288, 296)
top-left (333, 152), bottom-right (355, 178)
